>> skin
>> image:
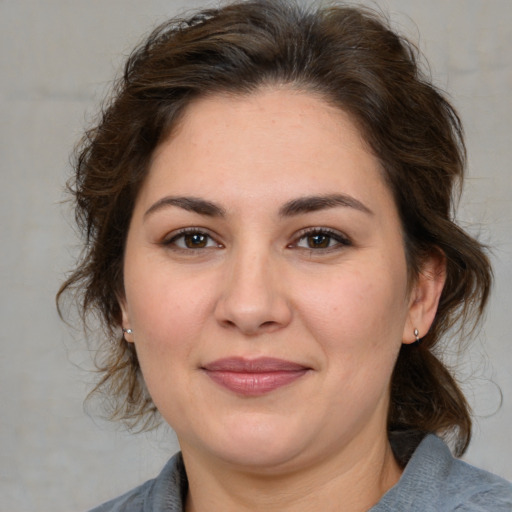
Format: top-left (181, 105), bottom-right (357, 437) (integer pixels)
top-left (120, 88), bottom-right (445, 512)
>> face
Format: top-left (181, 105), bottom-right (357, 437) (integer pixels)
top-left (121, 89), bottom-right (432, 474)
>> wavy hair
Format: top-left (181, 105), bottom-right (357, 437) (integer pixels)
top-left (58, 0), bottom-right (492, 456)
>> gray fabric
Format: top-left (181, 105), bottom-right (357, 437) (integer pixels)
top-left (89, 453), bottom-right (187, 512)
top-left (90, 435), bottom-right (512, 511)
top-left (369, 435), bottom-right (512, 511)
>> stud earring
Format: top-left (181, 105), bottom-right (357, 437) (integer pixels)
top-left (414, 328), bottom-right (420, 343)
top-left (122, 328), bottom-right (133, 335)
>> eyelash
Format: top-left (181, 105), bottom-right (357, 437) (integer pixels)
top-left (162, 228), bottom-right (223, 250)
top-left (290, 228), bottom-right (352, 252)
top-left (162, 227), bottom-right (351, 253)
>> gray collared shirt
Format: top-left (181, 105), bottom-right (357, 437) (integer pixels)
top-left (90, 434), bottom-right (512, 511)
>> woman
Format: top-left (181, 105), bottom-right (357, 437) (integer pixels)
top-left (58, 1), bottom-right (512, 510)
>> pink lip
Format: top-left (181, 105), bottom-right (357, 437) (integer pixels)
top-left (201, 357), bottom-right (310, 396)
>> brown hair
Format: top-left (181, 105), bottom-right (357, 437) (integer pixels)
top-left (58, 0), bottom-right (492, 456)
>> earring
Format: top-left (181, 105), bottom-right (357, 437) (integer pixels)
top-left (122, 328), bottom-right (133, 335)
top-left (414, 328), bottom-right (420, 343)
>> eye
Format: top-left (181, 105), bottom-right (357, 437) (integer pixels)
top-left (291, 228), bottom-right (351, 250)
top-left (164, 229), bottom-right (222, 250)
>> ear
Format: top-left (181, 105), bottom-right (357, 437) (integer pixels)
top-left (403, 250), bottom-right (446, 344)
top-left (118, 294), bottom-right (134, 343)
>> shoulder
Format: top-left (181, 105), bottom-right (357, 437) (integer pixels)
top-left (88, 482), bottom-right (149, 512)
top-left (373, 434), bottom-right (512, 512)
top-left (443, 451), bottom-right (512, 511)
top-left (88, 452), bottom-right (187, 512)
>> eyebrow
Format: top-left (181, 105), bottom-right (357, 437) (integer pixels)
top-left (279, 194), bottom-right (373, 217)
top-left (144, 193), bottom-right (373, 220)
top-left (144, 196), bottom-right (226, 219)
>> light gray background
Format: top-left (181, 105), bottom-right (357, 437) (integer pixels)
top-left (1, 1), bottom-right (511, 510)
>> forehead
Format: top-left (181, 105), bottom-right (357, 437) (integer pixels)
top-left (160, 88), bottom-right (370, 157)
top-left (139, 88), bottom-right (392, 213)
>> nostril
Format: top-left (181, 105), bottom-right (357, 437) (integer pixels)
top-left (221, 319), bottom-right (237, 329)
top-left (219, 318), bottom-right (281, 335)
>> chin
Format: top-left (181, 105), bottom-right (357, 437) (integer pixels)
top-left (214, 441), bottom-right (306, 473)
top-left (186, 414), bottom-right (312, 472)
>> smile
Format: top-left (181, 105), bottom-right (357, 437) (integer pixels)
top-left (201, 357), bottom-right (310, 396)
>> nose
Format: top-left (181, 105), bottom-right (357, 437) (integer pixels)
top-left (214, 247), bottom-right (292, 336)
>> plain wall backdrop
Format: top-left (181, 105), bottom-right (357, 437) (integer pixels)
top-left (1, 1), bottom-right (511, 510)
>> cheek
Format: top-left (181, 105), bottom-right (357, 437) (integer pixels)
top-left (295, 259), bottom-right (409, 362)
top-left (122, 270), bottom-right (216, 415)
top-left (309, 272), bottom-right (406, 328)
top-left (123, 259), bottom-right (217, 361)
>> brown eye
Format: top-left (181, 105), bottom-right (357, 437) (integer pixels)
top-left (306, 234), bottom-right (331, 248)
top-left (165, 230), bottom-right (221, 250)
top-left (183, 233), bottom-right (208, 248)
top-left (293, 228), bottom-right (351, 251)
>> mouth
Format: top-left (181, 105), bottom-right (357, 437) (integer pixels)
top-left (201, 357), bottom-right (310, 396)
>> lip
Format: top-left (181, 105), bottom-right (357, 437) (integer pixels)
top-left (201, 357), bottom-right (310, 396)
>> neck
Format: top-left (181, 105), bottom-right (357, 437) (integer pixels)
top-left (182, 432), bottom-right (402, 512)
